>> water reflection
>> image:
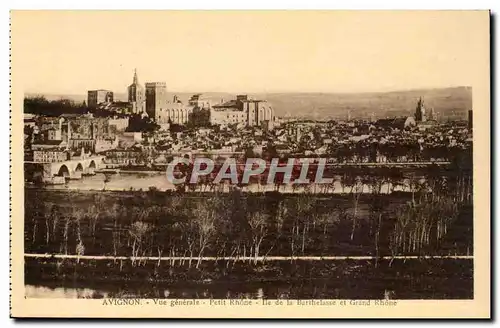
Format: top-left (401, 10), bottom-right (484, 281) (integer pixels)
top-left (25, 284), bottom-right (272, 299)
top-left (25, 285), bottom-right (109, 299)
top-left (25, 262), bottom-right (473, 299)
top-left (22, 279), bottom-right (423, 300)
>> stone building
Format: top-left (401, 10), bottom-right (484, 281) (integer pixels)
top-left (427, 107), bottom-right (436, 121)
top-left (104, 148), bottom-right (144, 165)
top-left (127, 69), bottom-right (146, 114)
top-left (209, 94), bottom-right (275, 129)
top-left (156, 99), bottom-right (194, 127)
top-left (87, 89), bottom-right (114, 108)
top-left (189, 94), bottom-right (213, 127)
top-left (33, 149), bottom-right (70, 163)
top-left (188, 94), bottom-right (212, 108)
top-left (46, 128), bottom-right (61, 141)
top-left (108, 117), bottom-right (130, 132)
top-left (145, 82), bottom-right (168, 120)
top-left (35, 115), bottom-right (119, 154)
top-left (415, 97), bottom-right (427, 122)
top-left (210, 108), bottom-right (247, 126)
top-left (376, 117), bottom-right (416, 130)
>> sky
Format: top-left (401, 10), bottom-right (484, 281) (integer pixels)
top-left (11, 10), bottom-right (489, 95)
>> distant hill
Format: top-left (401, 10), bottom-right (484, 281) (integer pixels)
top-left (254, 87), bottom-right (472, 120)
top-left (26, 86), bottom-right (472, 120)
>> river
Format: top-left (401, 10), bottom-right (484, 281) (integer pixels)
top-left (39, 171), bottom-right (420, 194)
top-left (24, 259), bottom-right (473, 300)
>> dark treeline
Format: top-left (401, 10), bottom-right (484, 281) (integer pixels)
top-left (24, 96), bottom-right (89, 117)
top-left (25, 163), bottom-right (473, 269)
top-left (24, 96), bottom-right (127, 118)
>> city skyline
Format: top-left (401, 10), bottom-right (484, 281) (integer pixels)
top-left (12, 11), bottom-right (487, 94)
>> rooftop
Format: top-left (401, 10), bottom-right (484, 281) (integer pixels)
top-left (212, 100), bottom-right (240, 109)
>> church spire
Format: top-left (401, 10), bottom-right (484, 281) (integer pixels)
top-left (133, 68), bottom-right (138, 84)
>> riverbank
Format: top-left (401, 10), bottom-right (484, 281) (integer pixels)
top-left (25, 257), bottom-right (473, 299)
top-left (27, 161), bottom-right (469, 194)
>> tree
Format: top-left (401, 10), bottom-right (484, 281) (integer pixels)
top-left (344, 174), bottom-right (363, 241)
top-left (24, 96), bottom-right (89, 116)
top-left (288, 194), bottom-right (315, 256)
top-left (191, 199), bottom-right (218, 268)
top-left (61, 212), bottom-right (71, 255)
top-left (43, 204), bottom-right (61, 246)
top-left (107, 204), bottom-right (123, 260)
top-left (129, 221), bottom-right (151, 266)
top-left (247, 210), bottom-right (270, 264)
top-left (126, 114), bottom-right (160, 133)
top-left (369, 195), bottom-right (387, 267)
top-left (72, 208), bottom-right (85, 264)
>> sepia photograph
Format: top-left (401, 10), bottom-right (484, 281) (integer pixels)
top-left (10, 10), bottom-right (490, 318)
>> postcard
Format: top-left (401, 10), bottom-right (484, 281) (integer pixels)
top-left (10, 10), bottom-right (490, 318)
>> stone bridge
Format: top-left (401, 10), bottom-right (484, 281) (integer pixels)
top-left (31, 156), bottom-right (105, 179)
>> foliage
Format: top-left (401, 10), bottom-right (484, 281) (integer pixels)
top-left (24, 96), bottom-right (88, 116)
top-left (126, 114), bottom-right (160, 132)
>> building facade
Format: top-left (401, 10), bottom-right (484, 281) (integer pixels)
top-left (145, 82), bottom-right (168, 120)
top-left (87, 90), bottom-right (114, 108)
top-left (376, 117), bottom-right (416, 130)
top-left (35, 115), bottom-right (120, 154)
top-left (108, 117), bottom-right (130, 132)
top-left (210, 108), bottom-right (247, 126)
top-left (209, 94), bottom-right (275, 129)
top-left (127, 69), bottom-right (146, 114)
top-left (47, 128), bottom-right (61, 141)
top-left (188, 94), bottom-right (212, 108)
top-left (156, 101), bottom-right (194, 126)
top-left (104, 148), bottom-right (144, 165)
top-left (33, 149), bottom-right (70, 163)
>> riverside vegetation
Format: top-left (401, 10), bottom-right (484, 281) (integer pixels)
top-left (24, 163), bottom-right (473, 299)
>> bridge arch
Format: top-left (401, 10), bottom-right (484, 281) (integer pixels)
top-left (75, 163), bottom-right (84, 172)
top-left (89, 160), bottom-right (96, 169)
top-left (57, 165), bottom-right (70, 177)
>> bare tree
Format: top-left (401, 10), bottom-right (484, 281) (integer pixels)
top-left (346, 175), bottom-right (363, 241)
top-left (107, 204), bottom-right (123, 261)
top-left (61, 213), bottom-right (71, 255)
top-left (129, 221), bottom-right (151, 267)
top-left (247, 210), bottom-right (270, 264)
top-left (190, 198), bottom-right (220, 268)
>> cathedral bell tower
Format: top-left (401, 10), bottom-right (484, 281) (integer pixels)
top-left (128, 69), bottom-right (146, 115)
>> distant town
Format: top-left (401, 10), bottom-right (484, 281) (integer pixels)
top-left (23, 69), bottom-right (473, 188)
